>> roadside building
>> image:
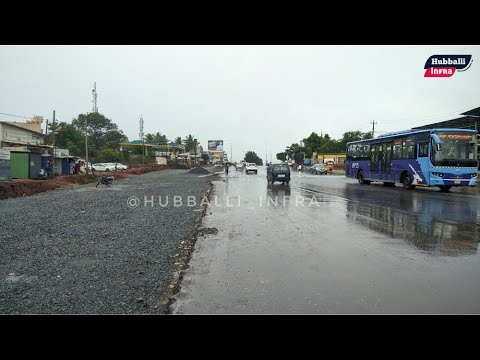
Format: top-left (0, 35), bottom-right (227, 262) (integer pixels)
top-left (209, 150), bottom-right (225, 164)
top-left (316, 154), bottom-right (346, 165)
top-left (0, 117), bottom-right (47, 179)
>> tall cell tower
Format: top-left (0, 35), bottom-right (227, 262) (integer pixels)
top-left (139, 116), bottom-right (144, 140)
top-left (92, 82), bottom-right (98, 113)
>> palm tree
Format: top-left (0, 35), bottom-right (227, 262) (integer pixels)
top-left (154, 132), bottom-right (169, 144)
top-left (183, 134), bottom-right (196, 153)
top-left (174, 136), bottom-right (182, 145)
top-left (144, 133), bottom-right (155, 142)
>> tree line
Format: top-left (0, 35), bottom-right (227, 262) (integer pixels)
top-left (46, 112), bottom-right (200, 164)
top-left (276, 131), bottom-right (373, 163)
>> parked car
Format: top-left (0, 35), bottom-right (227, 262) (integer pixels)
top-left (245, 163), bottom-right (258, 174)
top-left (267, 163), bottom-right (290, 184)
top-left (115, 163), bottom-right (128, 170)
top-left (235, 163), bottom-right (244, 171)
top-left (92, 163), bottom-right (114, 172)
top-left (106, 162), bottom-right (128, 171)
top-left (310, 163), bottom-right (328, 175)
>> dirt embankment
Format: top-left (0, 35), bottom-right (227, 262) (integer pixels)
top-left (0, 165), bottom-right (170, 200)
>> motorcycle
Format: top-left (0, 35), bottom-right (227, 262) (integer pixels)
top-left (39, 168), bottom-right (48, 179)
top-left (96, 175), bottom-right (114, 187)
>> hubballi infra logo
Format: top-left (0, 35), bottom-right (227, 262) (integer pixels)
top-left (424, 55), bottom-right (472, 77)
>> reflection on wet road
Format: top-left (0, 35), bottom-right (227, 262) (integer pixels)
top-left (172, 167), bottom-right (480, 314)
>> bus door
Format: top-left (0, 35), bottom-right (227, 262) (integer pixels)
top-left (370, 143), bottom-right (379, 177)
top-left (381, 142), bottom-right (392, 180)
top-left (417, 142), bottom-right (430, 184)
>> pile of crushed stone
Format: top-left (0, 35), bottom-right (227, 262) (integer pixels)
top-left (173, 164), bottom-right (189, 169)
top-left (186, 167), bottom-right (211, 175)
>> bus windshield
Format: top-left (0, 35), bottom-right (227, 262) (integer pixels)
top-left (432, 132), bottom-right (477, 167)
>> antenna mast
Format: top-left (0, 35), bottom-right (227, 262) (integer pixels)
top-left (92, 82), bottom-right (98, 113)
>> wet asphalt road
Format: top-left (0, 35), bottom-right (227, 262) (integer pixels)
top-left (172, 166), bottom-right (480, 314)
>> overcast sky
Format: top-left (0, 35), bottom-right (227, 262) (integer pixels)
top-left (1, 45), bottom-right (479, 162)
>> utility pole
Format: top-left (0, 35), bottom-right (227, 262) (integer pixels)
top-left (86, 82), bottom-right (98, 175)
top-left (265, 144), bottom-right (267, 166)
top-left (52, 110), bottom-right (56, 177)
top-left (371, 120), bottom-right (377, 138)
top-left (139, 116), bottom-right (144, 167)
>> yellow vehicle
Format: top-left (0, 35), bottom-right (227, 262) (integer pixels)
top-left (324, 158), bottom-right (334, 172)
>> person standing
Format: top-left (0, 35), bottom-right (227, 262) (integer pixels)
top-left (224, 162), bottom-right (229, 176)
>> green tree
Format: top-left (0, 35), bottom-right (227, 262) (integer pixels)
top-left (183, 134), bottom-right (197, 153)
top-left (98, 148), bottom-right (123, 162)
top-left (47, 122), bottom-right (84, 156)
top-left (145, 132), bottom-right (169, 144)
top-left (276, 152), bottom-right (287, 161)
top-left (156, 132), bottom-right (169, 144)
top-left (71, 112), bottom-right (119, 150)
top-left (104, 130), bottom-right (128, 148)
top-left (362, 131), bottom-right (373, 140)
top-left (294, 152), bottom-right (305, 164)
top-left (145, 133), bottom-right (155, 142)
top-left (244, 151), bottom-right (263, 165)
top-left (173, 137), bottom-right (182, 145)
top-left (285, 143), bottom-right (308, 163)
top-left (201, 153), bottom-right (210, 164)
top-left (336, 131), bottom-right (372, 153)
top-left (285, 143), bottom-right (301, 159)
top-left (318, 134), bottom-right (338, 154)
top-left (303, 132), bottom-right (323, 153)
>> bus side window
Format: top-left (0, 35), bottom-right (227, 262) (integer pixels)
top-left (403, 136), bottom-right (415, 159)
top-left (418, 142), bottom-right (428, 157)
top-left (393, 139), bottom-right (402, 159)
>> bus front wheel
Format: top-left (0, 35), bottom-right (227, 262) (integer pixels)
top-left (357, 171), bottom-right (370, 185)
top-left (402, 172), bottom-right (416, 190)
top-left (439, 185), bottom-right (451, 192)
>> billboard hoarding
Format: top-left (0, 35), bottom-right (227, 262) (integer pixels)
top-left (208, 140), bottom-right (224, 151)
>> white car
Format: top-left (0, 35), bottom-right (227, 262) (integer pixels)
top-left (245, 163), bottom-right (258, 174)
top-left (92, 163), bottom-right (114, 172)
top-left (106, 163), bottom-right (128, 171)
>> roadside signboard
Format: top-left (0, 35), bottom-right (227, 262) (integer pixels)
top-left (208, 140), bottom-right (224, 151)
top-left (0, 149), bottom-right (11, 161)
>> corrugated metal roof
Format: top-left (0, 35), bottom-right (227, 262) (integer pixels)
top-left (411, 106), bottom-right (480, 130)
top-left (412, 116), bottom-right (479, 130)
top-left (460, 107), bottom-right (480, 117)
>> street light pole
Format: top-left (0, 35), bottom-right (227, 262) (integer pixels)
top-left (52, 110), bottom-right (56, 177)
top-left (265, 144), bottom-right (267, 166)
top-left (85, 114), bottom-right (89, 174)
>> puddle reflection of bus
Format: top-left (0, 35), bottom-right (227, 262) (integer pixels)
top-left (343, 184), bottom-right (479, 256)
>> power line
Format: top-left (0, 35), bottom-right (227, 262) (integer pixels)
top-left (0, 112), bottom-right (34, 119)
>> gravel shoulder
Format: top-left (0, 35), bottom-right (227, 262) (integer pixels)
top-left (0, 169), bottom-right (212, 314)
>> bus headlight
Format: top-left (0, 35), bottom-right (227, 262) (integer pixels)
top-left (471, 173), bottom-right (478, 178)
top-left (431, 172), bottom-right (444, 177)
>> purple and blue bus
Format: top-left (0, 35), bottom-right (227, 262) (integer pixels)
top-left (345, 128), bottom-right (478, 191)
